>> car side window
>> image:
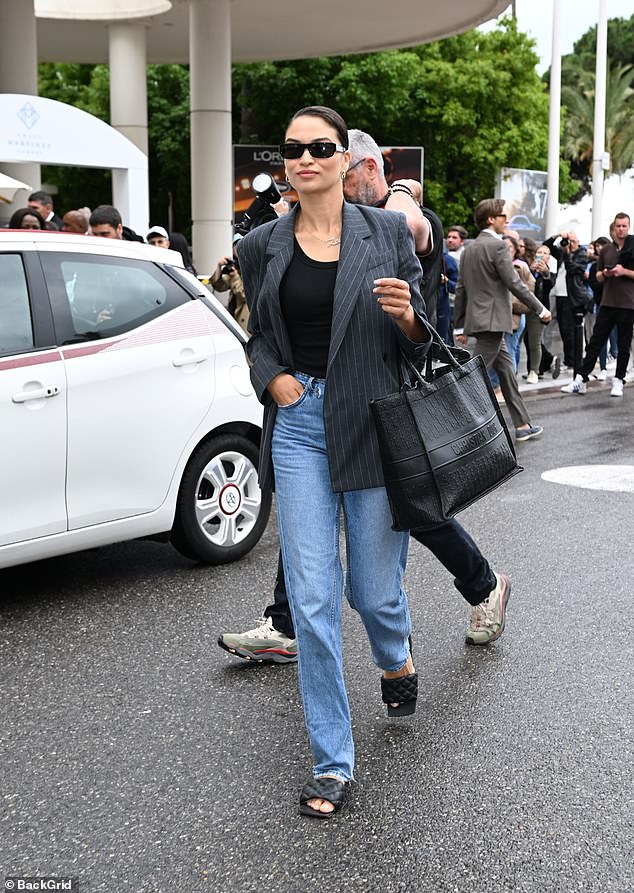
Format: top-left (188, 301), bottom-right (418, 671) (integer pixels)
top-left (62, 259), bottom-right (171, 336)
top-left (0, 254), bottom-right (34, 357)
top-left (40, 253), bottom-right (192, 342)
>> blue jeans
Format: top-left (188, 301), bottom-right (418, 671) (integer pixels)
top-left (271, 372), bottom-right (411, 781)
top-left (508, 315), bottom-right (525, 370)
top-left (489, 321), bottom-right (525, 388)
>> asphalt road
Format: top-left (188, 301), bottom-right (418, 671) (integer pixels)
top-left (1, 389), bottom-right (633, 893)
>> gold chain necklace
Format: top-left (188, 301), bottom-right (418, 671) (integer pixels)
top-left (304, 231), bottom-right (341, 247)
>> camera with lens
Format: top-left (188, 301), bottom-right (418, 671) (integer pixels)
top-left (221, 259), bottom-right (236, 275)
top-left (234, 173), bottom-right (285, 236)
top-left (560, 237), bottom-right (569, 248)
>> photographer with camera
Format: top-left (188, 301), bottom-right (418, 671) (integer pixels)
top-left (543, 231), bottom-right (589, 376)
top-left (209, 237), bottom-right (249, 333)
top-left (212, 174), bottom-right (291, 333)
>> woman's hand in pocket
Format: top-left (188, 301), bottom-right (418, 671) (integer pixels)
top-left (267, 373), bottom-right (305, 406)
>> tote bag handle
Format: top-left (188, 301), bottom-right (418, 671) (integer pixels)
top-left (399, 325), bottom-right (471, 388)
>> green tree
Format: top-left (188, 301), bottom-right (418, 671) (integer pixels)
top-left (38, 18), bottom-right (568, 237)
top-left (38, 62), bottom-right (191, 235)
top-left (233, 57), bottom-right (343, 143)
top-left (569, 14), bottom-right (634, 70)
top-left (554, 14), bottom-right (634, 199)
top-left (405, 23), bottom-right (557, 224)
top-left (234, 19), bottom-right (571, 231)
top-left (146, 64), bottom-right (191, 235)
top-left (562, 60), bottom-right (634, 178)
top-left (38, 63), bottom-right (112, 214)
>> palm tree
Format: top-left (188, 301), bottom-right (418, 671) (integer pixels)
top-left (562, 60), bottom-right (634, 177)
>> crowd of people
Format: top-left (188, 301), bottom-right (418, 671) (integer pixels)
top-left (6, 189), bottom-right (632, 405)
top-left (5, 121), bottom-right (633, 822)
top-left (206, 169), bottom-right (634, 404)
top-left (4, 192), bottom-right (198, 275)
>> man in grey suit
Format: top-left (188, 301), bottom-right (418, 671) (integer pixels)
top-left (454, 197), bottom-right (551, 442)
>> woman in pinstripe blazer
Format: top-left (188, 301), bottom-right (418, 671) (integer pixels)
top-left (239, 106), bottom-right (432, 818)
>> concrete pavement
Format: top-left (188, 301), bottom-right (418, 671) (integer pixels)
top-left (1, 387), bottom-right (632, 893)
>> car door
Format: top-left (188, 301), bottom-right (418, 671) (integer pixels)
top-left (41, 250), bottom-right (217, 529)
top-left (0, 251), bottom-right (67, 546)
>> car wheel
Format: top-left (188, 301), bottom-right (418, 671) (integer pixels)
top-left (171, 434), bottom-right (271, 564)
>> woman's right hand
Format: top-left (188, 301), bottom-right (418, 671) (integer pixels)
top-left (267, 373), bottom-right (305, 406)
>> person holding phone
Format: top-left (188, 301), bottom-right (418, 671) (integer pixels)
top-left (543, 230), bottom-right (589, 373)
top-left (561, 212), bottom-right (634, 397)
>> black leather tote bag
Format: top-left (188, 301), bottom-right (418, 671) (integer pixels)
top-left (370, 333), bottom-right (523, 531)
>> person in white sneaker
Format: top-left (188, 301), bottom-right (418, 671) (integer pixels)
top-left (562, 212), bottom-right (634, 398)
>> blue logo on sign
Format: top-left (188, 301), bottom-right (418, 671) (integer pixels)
top-left (18, 102), bottom-right (39, 130)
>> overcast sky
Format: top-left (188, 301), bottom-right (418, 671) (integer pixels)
top-left (483, 0), bottom-right (634, 73)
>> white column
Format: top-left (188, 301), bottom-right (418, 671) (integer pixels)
top-left (109, 23), bottom-right (149, 155)
top-left (0, 0), bottom-right (40, 216)
top-left (108, 23), bottom-right (149, 233)
top-left (112, 166), bottom-right (150, 238)
top-left (189, 0), bottom-right (233, 275)
top-left (545, 0), bottom-right (562, 239)
top-left (591, 0), bottom-right (608, 240)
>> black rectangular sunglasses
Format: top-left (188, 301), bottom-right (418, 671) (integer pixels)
top-left (279, 141), bottom-right (347, 159)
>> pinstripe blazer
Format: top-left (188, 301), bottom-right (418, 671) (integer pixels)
top-left (239, 200), bottom-right (431, 493)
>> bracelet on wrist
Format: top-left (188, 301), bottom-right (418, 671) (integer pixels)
top-left (388, 183), bottom-right (415, 198)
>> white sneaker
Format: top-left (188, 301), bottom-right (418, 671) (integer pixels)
top-left (525, 370), bottom-right (539, 384)
top-left (597, 369), bottom-right (608, 381)
top-left (465, 573), bottom-right (511, 645)
top-left (217, 616), bottom-right (298, 663)
top-left (610, 378), bottom-right (624, 397)
top-left (561, 375), bottom-right (586, 395)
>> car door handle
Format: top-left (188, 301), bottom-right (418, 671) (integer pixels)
top-left (172, 352), bottom-right (211, 368)
top-left (12, 385), bottom-right (61, 403)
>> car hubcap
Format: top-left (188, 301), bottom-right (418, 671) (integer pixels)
top-left (194, 449), bottom-right (262, 547)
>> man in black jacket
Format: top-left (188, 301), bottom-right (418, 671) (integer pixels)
top-left (561, 212), bottom-right (634, 397)
top-left (28, 190), bottom-right (63, 230)
top-left (543, 232), bottom-right (589, 375)
top-left (89, 204), bottom-right (145, 242)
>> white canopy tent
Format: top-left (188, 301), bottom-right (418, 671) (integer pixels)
top-left (0, 94), bottom-right (149, 234)
top-left (0, 172), bottom-right (32, 204)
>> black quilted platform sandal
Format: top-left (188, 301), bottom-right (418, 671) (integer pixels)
top-left (299, 776), bottom-right (349, 819)
top-left (381, 671), bottom-right (418, 717)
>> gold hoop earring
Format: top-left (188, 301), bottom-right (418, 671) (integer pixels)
top-left (341, 171), bottom-right (347, 182)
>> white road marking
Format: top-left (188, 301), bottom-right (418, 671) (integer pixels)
top-left (541, 465), bottom-right (634, 493)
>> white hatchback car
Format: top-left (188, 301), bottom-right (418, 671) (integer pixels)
top-left (0, 230), bottom-right (270, 570)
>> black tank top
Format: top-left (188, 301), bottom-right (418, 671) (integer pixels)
top-left (279, 238), bottom-right (338, 379)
